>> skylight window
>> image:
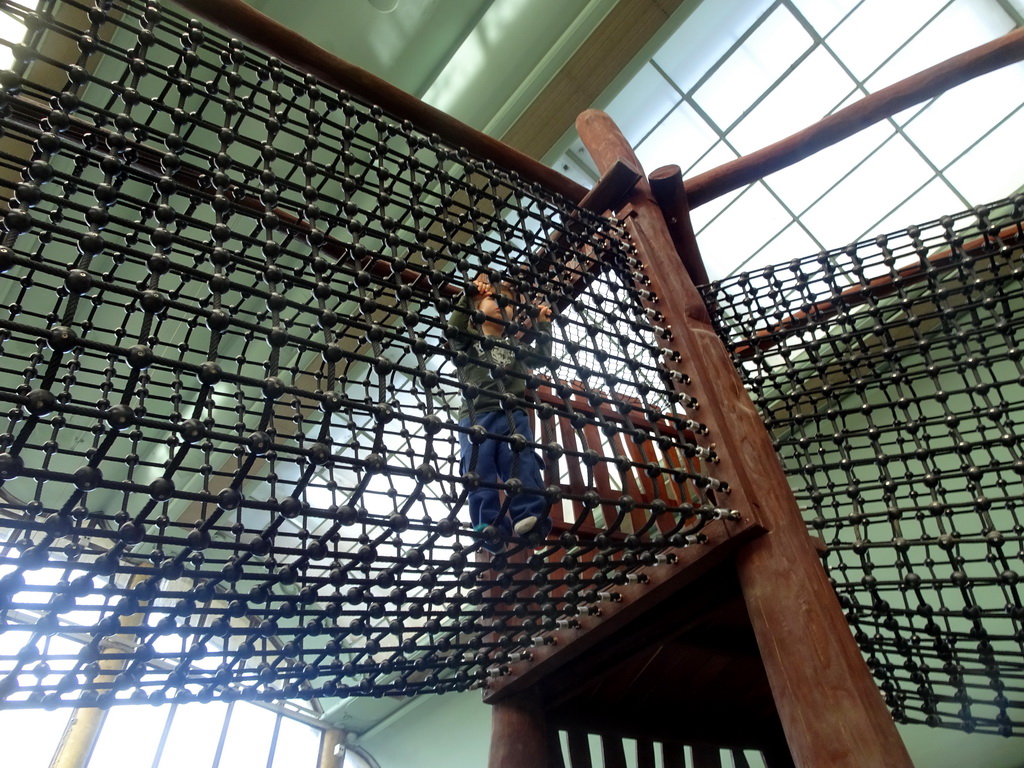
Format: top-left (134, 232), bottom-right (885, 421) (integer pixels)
top-left (0, 1), bottom-right (38, 70)
top-left (558, 0), bottom-right (1024, 283)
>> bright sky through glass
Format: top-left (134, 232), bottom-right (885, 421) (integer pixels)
top-left (0, 1), bottom-right (37, 70)
top-left (559, 0), bottom-right (1024, 284)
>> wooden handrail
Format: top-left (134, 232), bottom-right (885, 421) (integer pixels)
top-left (684, 27), bottom-right (1024, 208)
top-left (171, 0), bottom-right (588, 204)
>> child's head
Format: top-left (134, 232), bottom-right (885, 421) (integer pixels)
top-left (473, 271), bottom-right (522, 335)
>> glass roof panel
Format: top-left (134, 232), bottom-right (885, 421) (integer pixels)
top-left (824, 0), bottom-right (950, 81)
top-left (870, 176), bottom-right (964, 237)
top-left (865, 0), bottom-right (1015, 91)
top-left (733, 220), bottom-right (822, 276)
top-left (634, 101), bottom-right (719, 176)
top-left (728, 46), bottom-right (855, 155)
top-left (799, 134), bottom-right (937, 244)
top-left (695, 183), bottom-right (793, 281)
top-left (651, 0), bottom-right (774, 93)
top-left (693, 5), bottom-right (812, 130)
top-left (762, 120), bottom-right (895, 215)
top-left (0, 1), bottom-right (37, 69)
top-left (902, 63), bottom-right (1024, 168)
top-left (603, 63), bottom-right (682, 145)
top-left (943, 105), bottom-right (1024, 202)
top-left (795, 0), bottom-right (860, 38)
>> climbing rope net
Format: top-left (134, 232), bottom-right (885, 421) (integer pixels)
top-left (0, 0), bottom-right (728, 708)
top-left (706, 197), bottom-right (1024, 736)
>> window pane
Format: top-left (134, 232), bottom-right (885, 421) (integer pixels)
top-left (156, 701), bottom-right (229, 768)
top-left (825, 0), bottom-right (949, 80)
top-left (695, 184), bottom-right (793, 281)
top-left (0, 708), bottom-right (70, 768)
top-left (799, 135), bottom-right (936, 245)
top-left (88, 703), bottom-right (173, 768)
top-left (0, 0), bottom-right (38, 70)
top-left (693, 5), bottom-right (811, 130)
top-left (736, 221), bottom-right (821, 277)
top-left (634, 101), bottom-right (718, 176)
top-left (652, 0), bottom-right (773, 93)
top-left (870, 177), bottom-right (963, 242)
top-left (270, 716), bottom-right (322, 768)
top-left (762, 120), bottom-right (895, 215)
top-left (728, 47), bottom-right (855, 154)
top-left (795, 0), bottom-right (860, 38)
top-left (903, 63), bottom-right (1024, 167)
top-left (604, 63), bottom-right (681, 146)
top-left (943, 106), bottom-right (1024, 204)
top-left (866, 0), bottom-right (1014, 92)
top-left (217, 703), bottom-right (277, 768)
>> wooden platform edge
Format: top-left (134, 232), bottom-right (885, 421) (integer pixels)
top-left (481, 514), bottom-right (766, 703)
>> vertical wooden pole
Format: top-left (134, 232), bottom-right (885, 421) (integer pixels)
top-left (566, 730), bottom-right (593, 768)
top-left (488, 688), bottom-right (551, 768)
top-left (318, 727), bottom-right (346, 768)
top-left (575, 109), bottom-right (913, 768)
top-left (49, 708), bottom-right (108, 768)
top-left (661, 742), bottom-right (686, 768)
top-left (601, 734), bottom-right (628, 768)
top-left (636, 740), bottom-right (656, 768)
top-left (691, 745), bottom-right (722, 768)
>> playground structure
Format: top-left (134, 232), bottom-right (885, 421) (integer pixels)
top-left (0, 1), bottom-right (1022, 766)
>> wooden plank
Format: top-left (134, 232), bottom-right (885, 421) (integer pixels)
top-left (548, 730), bottom-right (567, 768)
top-left (692, 745), bottom-right (722, 768)
top-left (636, 740), bottom-right (657, 768)
top-left (601, 734), bottom-right (628, 768)
top-left (617, 429), bottom-right (652, 534)
top-left (683, 27), bottom-right (1024, 207)
top-left (482, 514), bottom-right (763, 702)
top-left (662, 743), bottom-right (686, 768)
top-left (574, 110), bottom-right (913, 768)
top-left (566, 731), bottom-right (593, 768)
top-left (579, 418), bottom-right (617, 530)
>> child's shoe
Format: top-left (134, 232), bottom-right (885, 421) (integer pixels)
top-left (474, 523), bottom-right (507, 554)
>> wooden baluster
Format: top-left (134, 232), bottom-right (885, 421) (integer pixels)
top-left (692, 744), bottom-right (722, 768)
top-left (549, 730), bottom-right (567, 768)
top-left (579, 418), bottom-right (617, 531)
top-left (662, 742), bottom-right (686, 768)
top-left (636, 739), bottom-right (657, 768)
top-left (614, 427), bottom-right (652, 535)
top-left (601, 734), bottom-right (628, 768)
top-left (557, 412), bottom-right (588, 525)
top-left (566, 731), bottom-right (593, 768)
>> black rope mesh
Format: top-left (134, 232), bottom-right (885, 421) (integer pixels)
top-left (706, 195), bottom-right (1024, 736)
top-left (0, 0), bottom-right (729, 708)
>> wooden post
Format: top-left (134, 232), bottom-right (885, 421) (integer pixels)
top-left (50, 708), bottom-right (108, 768)
top-left (648, 165), bottom-right (709, 288)
top-left (488, 688), bottom-right (552, 768)
top-left (575, 109), bottom-right (913, 768)
top-left (318, 727), bottom-right (346, 768)
top-left (691, 745), bottom-right (722, 768)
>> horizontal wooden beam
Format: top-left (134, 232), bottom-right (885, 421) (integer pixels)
top-left (171, 0), bottom-right (587, 204)
top-left (684, 26), bottom-right (1024, 208)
